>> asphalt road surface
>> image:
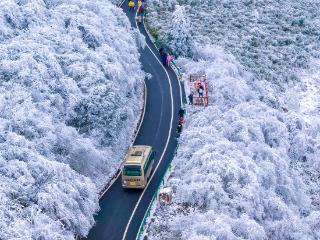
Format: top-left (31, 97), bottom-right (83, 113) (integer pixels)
top-left (85, 2), bottom-right (183, 240)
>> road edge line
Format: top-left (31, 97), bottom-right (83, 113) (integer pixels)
top-left (97, 0), bottom-right (148, 199)
top-left (134, 16), bottom-right (185, 240)
top-left (121, 11), bottom-right (176, 240)
top-left (142, 19), bottom-right (183, 107)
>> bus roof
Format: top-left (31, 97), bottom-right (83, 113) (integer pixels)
top-left (125, 145), bottom-right (152, 165)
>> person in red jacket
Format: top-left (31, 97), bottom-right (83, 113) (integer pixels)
top-left (166, 54), bottom-right (172, 66)
top-left (178, 116), bottom-right (184, 125)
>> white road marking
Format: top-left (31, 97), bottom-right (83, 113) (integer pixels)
top-left (130, 15), bottom-right (185, 240)
top-left (140, 15), bottom-right (183, 107)
top-left (97, 1), bottom-right (183, 239)
top-left (98, 0), bottom-right (149, 199)
top-left (119, 0), bottom-right (126, 7)
top-left (121, 10), bottom-right (176, 240)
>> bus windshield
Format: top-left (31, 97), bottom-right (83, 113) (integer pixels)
top-left (123, 165), bottom-right (142, 176)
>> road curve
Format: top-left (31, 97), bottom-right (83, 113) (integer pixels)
top-left (85, 1), bottom-right (182, 240)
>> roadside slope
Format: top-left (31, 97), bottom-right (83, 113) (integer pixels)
top-left (146, 47), bottom-right (320, 239)
top-left (0, 0), bottom-right (144, 238)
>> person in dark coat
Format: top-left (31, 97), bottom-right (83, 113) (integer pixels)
top-left (159, 47), bottom-right (164, 56)
top-left (161, 52), bottom-right (167, 66)
top-left (188, 92), bottom-right (193, 105)
top-left (179, 108), bottom-right (185, 117)
top-left (139, 4), bottom-right (144, 15)
top-left (199, 84), bottom-right (204, 97)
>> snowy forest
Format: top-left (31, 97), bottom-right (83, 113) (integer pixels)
top-left (144, 0), bottom-right (320, 239)
top-left (0, 0), bottom-right (144, 238)
top-left (0, 0), bottom-right (319, 239)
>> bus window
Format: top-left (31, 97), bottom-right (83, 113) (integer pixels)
top-left (143, 151), bottom-right (154, 173)
top-left (123, 165), bottom-right (141, 176)
top-left (144, 156), bottom-right (151, 174)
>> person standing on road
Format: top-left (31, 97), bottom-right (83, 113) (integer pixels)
top-left (137, 15), bottom-right (142, 24)
top-left (159, 47), bottom-right (164, 56)
top-left (176, 124), bottom-right (182, 134)
top-left (166, 53), bottom-right (172, 67)
top-left (162, 52), bottom-right (167, 66)
top-left (137, 0), bottom-right (142, 10)
top-left (179, 108), bottom-right (185, 117)
top-left (128, 0), bottom-right (135, 11)
top-left (178, 116), bottom-right (184, 125)
top-left (140, 3), bottom-right (145, 15)
top-left (177, 115), bottom-right (184, 135)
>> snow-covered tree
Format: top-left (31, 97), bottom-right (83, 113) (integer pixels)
top-left (0, 0), bottom-right (145, 238)
top-left (146, 0), bottom-right (320, 84)
top-left (144, 0), bottom-right (320, 238)
top-left (166, 5), bottom-right (194, 57)
top-left (145, 45), bottom-right (320, 240)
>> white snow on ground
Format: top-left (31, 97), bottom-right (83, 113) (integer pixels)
top-left (299, 59), bottom-right (320, 124)
top-left (145, 0), bottom-right (320, 84)
top-left (144, 1), bottom-right (320, 239)
top-left (145, 45), bottom-right (320, 240)
top-left (0, 0), bottom-right (144, 238)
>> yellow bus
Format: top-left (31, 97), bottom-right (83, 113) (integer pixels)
top-left (122, 145), bottom-right (155, 189)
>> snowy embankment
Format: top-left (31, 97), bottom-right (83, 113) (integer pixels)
top-left (144, 0), bottom-right (320, 239)
top-left (145, 0), bottom-right (320, 84)
top-left (0, 0), bottom-right (144, 238)
top-left (146, 46), bottom-right (320, 239)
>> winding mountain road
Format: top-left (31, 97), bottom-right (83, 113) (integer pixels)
top-left (85, 1), bottom-right (183, 240)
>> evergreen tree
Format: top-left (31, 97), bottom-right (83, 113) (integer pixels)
top-left (166, 5), bottom-right (194, 57)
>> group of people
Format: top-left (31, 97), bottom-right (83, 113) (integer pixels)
top-left (194, 80), bottom-right (204, 97)
top-left (187, 81), bottom-right (205, 105)
top-left (159, 47), bottom-right (172, 67)
top-left (128, 0), bottom-right (145, 24)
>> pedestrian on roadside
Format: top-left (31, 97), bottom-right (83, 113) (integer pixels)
top-left (128, 0), bottom-right (135, 11)
top-left (166, 53), bottom-right (172, 67)
top-left (179, 108), bottom-right (185, 117)
top-left (137, 0), bottom-right (142, 9)
top-left (137, 15), bottom-right (142, 24)
top-left (159, 47), bottom-right (164, 56)
top-left (162, 52), bottom-right (167, 66)
top-left (141, 4), bottom-right (145, 14)
top-left (178, 116), bottom-right (184, 125)
top-left (176, 124), bottom-right (182, 134)
top-left (188, 92), bottom-right (193, 105)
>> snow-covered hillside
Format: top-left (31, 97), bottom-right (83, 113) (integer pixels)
top-left (146, 0), bottom-right (320, 84)
top-left (146, 47), bottom-right (320, 239)
top-left (144, 1), bottom-right (320, 239)
top-left (0, 0), bottom-right (144, 238)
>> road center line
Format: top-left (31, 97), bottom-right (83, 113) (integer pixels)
top-left (121, 10), bottom-right (176, 240)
